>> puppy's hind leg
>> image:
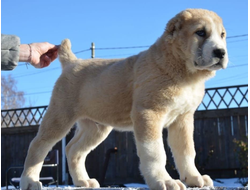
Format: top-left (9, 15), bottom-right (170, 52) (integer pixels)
top-left (66, 119), bottom-right (112, 188)
top-left (20, 103), bottom-right (77, 190)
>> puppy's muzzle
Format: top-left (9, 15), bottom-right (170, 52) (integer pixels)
top-left (213, 48), bottom-right (226, 59)
top-left (213, 48), bottom-right (227, 69)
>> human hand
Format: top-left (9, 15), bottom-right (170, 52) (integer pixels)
top-left (19, 42), bottom-right (59, 68)
top-left (29, 42), bottom-right (59, 68)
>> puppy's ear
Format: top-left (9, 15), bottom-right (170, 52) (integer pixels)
top-left (165, 16), bottom-right (181, 37)
top-left (165, 10), bottom-right (192, 40)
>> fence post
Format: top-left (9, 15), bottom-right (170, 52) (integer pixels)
top-left (91, 42), bottom-right (95, 58)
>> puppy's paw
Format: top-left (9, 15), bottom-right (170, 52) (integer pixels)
top-left (151, 179), bottom-right (186, 190)
top-left (75, 178), bottom-right (100, 188)
top-left (202, 175), bottom-right (214, 187)
top-left (87, 178), bottom-right (100, 188)
top-left (184, 174), bottom-right (213, 188)
top-left (20, 176), bottom-right (42, 190)
top-left (185, 175), bottom-right (204, 187)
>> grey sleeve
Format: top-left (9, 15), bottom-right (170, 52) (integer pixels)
top-left (1, 34), bottom-right (20, 70)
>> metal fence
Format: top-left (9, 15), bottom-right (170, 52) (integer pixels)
top-left (1, 106), bottom-right (48, 128)
top-left (198, 84), bottom-right (248, 110)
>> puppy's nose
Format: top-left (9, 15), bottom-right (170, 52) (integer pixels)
top-left (213, 48), bottom-right (226, 59)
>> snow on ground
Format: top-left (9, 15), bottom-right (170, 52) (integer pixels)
top-left (125, 178), bottom-right (247, 188)
top-left (125, 178), bottom-right (248, 188)
top-left (124, 183), bottom-right (149, 188)
top-left (213, 178), bottom-right (247, 188)
top-left (1, 178), bottom-right (247, 189)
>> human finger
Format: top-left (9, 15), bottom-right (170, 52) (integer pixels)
top-left (40, 54), bottom-right (51, 68)
top-left (44, 42), bottom-right (57, 51)
top-left (36, 42), bottom-right (58, 55)
top-left (45, 49), bottom-right (58, 62)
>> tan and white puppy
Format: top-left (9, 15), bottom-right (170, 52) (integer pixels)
top-left (20, 9), bottom-right (228, 190)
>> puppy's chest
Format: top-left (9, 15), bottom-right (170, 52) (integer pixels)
top-left (162, 85), bottom-right (204, 126)
top-left (174, 87), bottom-right (203, 111)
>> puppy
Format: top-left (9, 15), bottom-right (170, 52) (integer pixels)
top-left (20, 9), bottom-right (228, 190)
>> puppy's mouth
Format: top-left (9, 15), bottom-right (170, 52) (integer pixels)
top-left (194, 61), bottom-right (226, 71)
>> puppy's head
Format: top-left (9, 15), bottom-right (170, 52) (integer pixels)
top-left (165, 9), bottom-right (228, 73)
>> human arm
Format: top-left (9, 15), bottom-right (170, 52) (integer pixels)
top-left (1, 34), bottom-right (20, 70)
top-left (1, 34), bottom-right (58, 70)
top-left (19, 43), bottom-right (58, 68)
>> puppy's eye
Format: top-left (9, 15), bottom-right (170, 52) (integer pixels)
top-left (195, 30), bottom-right (206, 37)
top-left (221, 32), bottom-right (225, 38)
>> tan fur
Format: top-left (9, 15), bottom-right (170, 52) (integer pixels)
top-left (20, 9), bottom-right (228, 190)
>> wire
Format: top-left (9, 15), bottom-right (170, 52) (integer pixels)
top-left (208, 77), bottom-right (248, 87)
top-left (74, 48), bottom-right (90, 54)
top-left (18, 63), bottom-right (27, 67)
top-left (212, 72), bottom-right (248, 83)
top-left (206, 73), bottom-right (248, 87)
top-left (1, 90), bottom-right (52, 98)
top-left (16, 34), bottom-right (247, 61)
top-left (71, 34), bottom-right (248, 53)
top-left (96, 45), bottom-right (150, 50)
top-left (227, 64), bottom-right (248, 68)
top-left (97, 53), bottom-right (134, 58)
top-left (14, 67), bottom-right (60, 78)
top-left (227, 39), bottom-right (248, 43)
top-left (229, 54), bottom-right (248, 58)
top-left (226, 34), bottom-right (248, 39)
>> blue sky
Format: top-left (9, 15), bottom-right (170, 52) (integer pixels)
top-left (1, 0), bottom-right (248, 108)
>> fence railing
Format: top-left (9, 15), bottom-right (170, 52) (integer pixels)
top-left (198, 84), bottom-right (248, 110)
top-left (1, 85), bottom-right (248, 127)
top-left (1, 106), bottom-right (48, 128)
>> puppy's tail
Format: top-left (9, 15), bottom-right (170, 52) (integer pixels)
top-left (59, 39), bottom-right (77, 69)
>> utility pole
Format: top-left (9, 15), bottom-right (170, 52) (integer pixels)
top-left (91, 42), bottom-right (95, 58)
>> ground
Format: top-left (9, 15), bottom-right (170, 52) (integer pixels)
top-left (2, 178), bottom-right (248, 190)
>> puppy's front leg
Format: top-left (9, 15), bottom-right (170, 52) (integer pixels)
top-left (168, 112), bottom-right (213, 187)
top-left (132, 109), bottom-right (186, 190)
